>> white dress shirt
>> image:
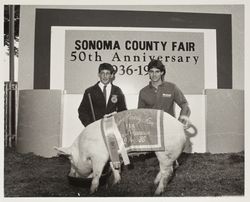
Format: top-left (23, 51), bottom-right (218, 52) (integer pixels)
top-left (99, 82), bottom-right (111, 104)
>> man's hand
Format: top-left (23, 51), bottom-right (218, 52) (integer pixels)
top-left (104, 111), bottom-right (117, 118)
top-left (178, 115), bottom-right (191, 130)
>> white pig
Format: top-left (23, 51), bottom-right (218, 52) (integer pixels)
top-left (55, 109), bottom-right (190, 195)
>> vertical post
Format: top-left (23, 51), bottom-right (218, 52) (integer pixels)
top-left (4, 82), bottom-right (18, 147)
top-left (4, 83), bottom-right (8, 147)
top-left (4, 5), bottom-right (18, 147)
top-left (9, 5), bottom-right (15, 82)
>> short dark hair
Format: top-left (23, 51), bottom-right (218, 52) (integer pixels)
top-left (147, 59), bottom-right (166, 76)
top-left (98, 63), bottom-right (115, 74)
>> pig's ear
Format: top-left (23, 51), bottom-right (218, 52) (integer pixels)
top-left (54, 146), bottom-right (71, 156)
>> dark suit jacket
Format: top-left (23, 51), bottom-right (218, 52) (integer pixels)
top-left (78, 82), bottom-right (127, 127)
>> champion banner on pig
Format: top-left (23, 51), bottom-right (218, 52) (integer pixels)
top-left (101, 109), bottom-right (165, 165)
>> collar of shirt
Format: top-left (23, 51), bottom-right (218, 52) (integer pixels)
top-left (149, 81), bottom-right (164, 91)
top-left (98, 82), bottom-right (112, 103)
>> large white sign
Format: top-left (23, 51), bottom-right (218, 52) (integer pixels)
top-left (51, 27), bottom-right (217, 95)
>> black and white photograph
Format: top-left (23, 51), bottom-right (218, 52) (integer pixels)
top-left (0, 0), bottom-right (248, 200)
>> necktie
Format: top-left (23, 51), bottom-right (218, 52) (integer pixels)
top-left (103, 85), bottom-right (107, 104)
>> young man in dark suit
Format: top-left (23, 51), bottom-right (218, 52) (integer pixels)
top-left (78, 63), bottom-right (127, 127)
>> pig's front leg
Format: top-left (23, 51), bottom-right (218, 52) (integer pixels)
top-left (89, 158), bottom-right (106, 194)
top-left (109, 162), bottom-right (121, 185)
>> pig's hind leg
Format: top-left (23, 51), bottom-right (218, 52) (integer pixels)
top-left (154, 151), bottom-right (174, 195)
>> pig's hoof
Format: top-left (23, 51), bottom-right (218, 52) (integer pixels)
top-left (154, 179), bottom-right (160, 186)
top-left (89, 185), bottom-right (98, 194)
top-left (174, 160), bottom-right (179, 169)
top-left (112, 172), bottom-right (121, 185)
top-left (154, 173), bottom-right (161, 185)
top-left (89, 189), bottom-right (97, 195)
top-left (113, 176), bottom-right (121, 185)
top-left (154, 187), bottom-right (164, 196)
top-left (105, 183), bottom-right (109, 189)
